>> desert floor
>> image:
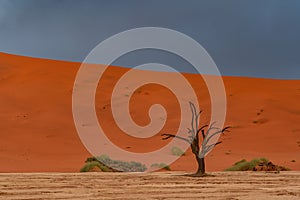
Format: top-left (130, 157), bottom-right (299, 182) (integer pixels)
top-left (1, 171), bottom-right (300, 200)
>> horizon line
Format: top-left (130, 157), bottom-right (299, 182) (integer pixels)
top-left (1, 51), bottom-right (299, 81)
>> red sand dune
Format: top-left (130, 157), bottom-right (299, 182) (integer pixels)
top-left (0, 52), bottom-right (299, 172)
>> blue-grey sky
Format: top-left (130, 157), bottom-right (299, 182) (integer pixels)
top-left (0, 0), bottom-right (300, 79)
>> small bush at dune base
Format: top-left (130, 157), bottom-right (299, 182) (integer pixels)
top-left (151, 163), bottom-right (171, 171)
top-left (80, 155), bottom-right (147, 172)
top-left (80, 161), bottom-right (111, 172)
top-left (225, 158), bottom-right (290, 172)
top-left (171, 146), bottom-right (185, 156)
top-left (225, 158), bottom-right (268, 171)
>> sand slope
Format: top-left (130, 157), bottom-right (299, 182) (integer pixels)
top-left (0, 52), bottom-right (299, 172)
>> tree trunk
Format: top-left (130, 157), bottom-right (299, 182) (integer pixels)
top-left (195, 155), bottom-right (206, 176)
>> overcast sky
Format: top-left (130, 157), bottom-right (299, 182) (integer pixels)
top-left (0, 0), bottom-right (300, 79)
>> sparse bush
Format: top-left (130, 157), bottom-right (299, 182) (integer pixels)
top-left (234, 159), bottom-right (247, 166)
top-left (225, 158), bottom-right (290, 172)
top-left (171, 146), bottom-right (185, 156)
top-left (80, 161), bottom-right (110, 172)
top-left (151, 163), bottom-right (171, 171)
top-left (81, 155), bottom-right (147, 172)
top-left (225, 158), bottom-right (269, 171)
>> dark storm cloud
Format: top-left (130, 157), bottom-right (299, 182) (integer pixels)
top-left (0, 0), bottom-right (300, 79)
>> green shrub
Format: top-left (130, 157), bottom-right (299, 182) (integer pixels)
top-left (80, 161), bottom-right (108, 172)
top-left (82, 155), bottom-right (147, 172)
top-left (233, 159), bottom-right (247, 166)
top-left (151, 163), bottom-right (171, 171)
top-left (224, 158), bottom-right (269, 171)
top-left (171, 146), bottom-right (185, 156)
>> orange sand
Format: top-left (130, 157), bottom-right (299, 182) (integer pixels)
top-left (0, 52), bottom-right (299, 172)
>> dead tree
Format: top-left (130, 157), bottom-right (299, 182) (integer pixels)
top-left (162, 102), bottom-right (230, 176)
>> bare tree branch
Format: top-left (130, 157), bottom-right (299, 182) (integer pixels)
top-left (197, 125), bottom-right (208, 134)
top-left (189, 102), bottom-right (196, 136)
top-left (197, 125), bottom-right (208, 140)
top-left (201, 129), bottom-right (205, 140)
top-left (222, 126), bottom-right (231, 133)
top-left (205, 122), bottom-right (218, 135)
top-left (187, 128), bottom-right (193, 138)
top-left (202, 130), bottom-right (223, 147)
top-left (161, 133), bottom-right (191, 144)
top-left (195, 110), bottom-right (202, 133)
top-left (202, 141), bottom-right (222, 154)
top-left (202, 126), bottom-right (231, 148)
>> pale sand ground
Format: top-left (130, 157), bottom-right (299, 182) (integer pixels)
top-left (1, 172), bottom-right (300, 200)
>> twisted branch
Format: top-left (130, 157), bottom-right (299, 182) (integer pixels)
top-left (161, 133), bottom-right (191, 144)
